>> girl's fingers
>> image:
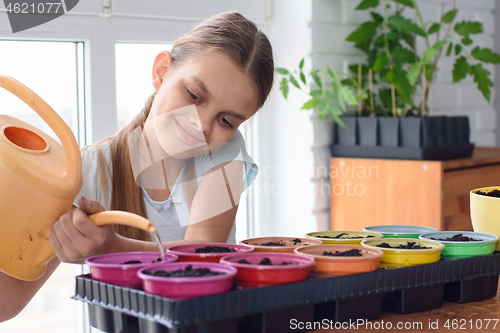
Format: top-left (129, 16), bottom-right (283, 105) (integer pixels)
top-left (71, 208), bottom-right (106, 243)
top-left (48, 224), bottom-right (68, 262)
top-left (78, 196), bottom-right (105, 215)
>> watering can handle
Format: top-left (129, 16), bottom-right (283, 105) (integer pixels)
top-left (0, 74), bottom-right (82, 194)
top-left (88, 211), bottom-right (156, 233)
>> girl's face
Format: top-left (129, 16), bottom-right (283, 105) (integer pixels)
top-left (147, 50), bottom-right (258, 159)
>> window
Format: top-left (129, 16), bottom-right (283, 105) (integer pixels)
top-left (0, 40), bottom-right (83, 333)
top-left (115, 43), bottom-right (173, 129)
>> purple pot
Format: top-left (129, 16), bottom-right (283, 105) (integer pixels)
top-left (85, 251), bottom-right (178, 287)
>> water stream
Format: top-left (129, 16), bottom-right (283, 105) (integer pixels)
top-left (151, 229), bottom-right (166, 262)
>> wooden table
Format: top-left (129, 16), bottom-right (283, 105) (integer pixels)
top-left (311, 283), bottom-right (500, 333)
top-left (330, 147), bottom-right (500, 231)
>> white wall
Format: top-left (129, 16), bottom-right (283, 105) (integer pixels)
top-left (253, 0), bottom-right (316, 237)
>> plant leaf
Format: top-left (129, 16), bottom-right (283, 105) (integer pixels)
top-left (471, 64), bottom-right (492, 102)
top-left (471, 47), bottom-right (500, 64)
top-left (279, 77), bottom-right (289, 99)
top-left (462, 37), bottom-right (473, 45)
top-left (346, 21), bottom-right (379, 43)
top-left (289, 74), bottom-right (300, 89)
top-left (392, 47), bottom-right (415, 63)
top-left (392, 0), bottom-right (413, 7)
top-left (401, 32), bottom-right (415, 49)
top-left (407, 61), bottom-right (423, 86)
top-left (442, 9), bottom-right (458, 24)
top-left (300, 71), bottom-right (306, 84)
top-left (328, 67), bottom-right (345, 110)
top-left (452, 56), bottom-right (470, 83)
top-left (454, 21), bottom-right (483, 37)
top-left (299, 58), bottom-right (304, 69)
top-left (446, 42), bottom-right (453, 56)
top-left (421, 47), bottom-right (437, 62)
top-left (324, 90), bottom-right (338, 101)
top-left (276, 67), bottom-right (289, 75)
top-left (455, 44), bottom-right (462, 56)
top-left (311, 70), bottom-right (321, 88)
top-left (379, 88), bottom-right (393, 109)
top-left (427, 23), bottom-right (440, 35)
top-left (348, 64), bottom-right (369, 75)
top-left (373, 52), bottom-right (389, 71)
top-left (370, 11), bottom-right (384, 24)
top-left (342, 87), bottom-right (359, 107)
top-left (310, 90), bottom-right (322, 98)
top-left (356, 0), bottom-right (379, 10)
top-left (317, 100), bottom-right (328, 120)
top-left (388, 65), bottom-right (413, 105)
top-left (329, 108), bottom-right (346, 128)
top-left (388, 16), bottom-right (426, 37)
top-left (424, 64), bottom-right (435, 82)
top-left (433, 40), bottom-right (447, 51)
top-left (301, 98), bottom-right (321, 110)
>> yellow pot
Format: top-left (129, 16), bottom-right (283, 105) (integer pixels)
top-left (361, 238), bottom-right (444, 268)
top-left (470, 186), bottom-right (500, 251)
top-left (305, 231), bottom-right (383, 245)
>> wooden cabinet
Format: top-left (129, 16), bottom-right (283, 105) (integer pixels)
top-left (330, 148), bottom-right (500, 231)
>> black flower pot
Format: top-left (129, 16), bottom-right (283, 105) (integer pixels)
top-left (399, 117), bottom-right (422, 148)
top-left (335, 117), bottom-right (357, 146)
top-left (422, 116), bottom-right (446, 148)
top-left (357, 117), bottom-right (378, 146)
top-left (454, 116), bottom-right (470, 145)
top-left (378, 117), bottom-right (399, 147)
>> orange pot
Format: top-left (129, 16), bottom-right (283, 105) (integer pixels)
top-left (294, 244), bottom-right (383, 276)
top-left (240, 236), bottom-right (322, 253)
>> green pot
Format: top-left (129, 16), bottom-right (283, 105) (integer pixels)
top-left (419, 231), bottom-right (498, 259)
top-left (363, 225), bottom-right (439, 239)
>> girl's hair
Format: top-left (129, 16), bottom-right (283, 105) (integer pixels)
top-left (93, 11), bottom-right (274, 241)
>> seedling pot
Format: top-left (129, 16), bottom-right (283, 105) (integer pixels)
top-left (138, 261), bottom-right (237, 299)
top-left (220, 252), bottom-right (314, 287)
top-left (470, 186), bottom-right (500, 251)
top-left (419, 231), bottom-right (498, 259)
top-left (363, 224), bottom-right (439, 238)
top-left (84, 251), bottom-right (177, 287)
top-left (239, 236), bottom-right (322, 253)
top-left (294, 244), bottom-right (383, 276)
top-left (166, 243), bottom-right (254, 262)
top-left (361, 238), bottom-right (444, 268)
top-left (305, 230), bottom-right (383, 245)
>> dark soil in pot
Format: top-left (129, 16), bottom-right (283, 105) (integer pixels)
top-left (143, 264), bottom-right (224, 277)
top-left (430, 233), bottom-right (481, 242)
top-left (194, 246), bottom-right (237, 253)
top-left (476, 189), bottom-right (500, 198)
top-left (316, 233), bottom-right (375, 239)
top-left (322, 249), bottom-right (363, 257)
top-left (237, 258), bottom-right (293, 265)
top-left (376, 242), bottom-right (431, 249)
top-left (121, 258), bottom-right (162, 264)
top-left (260, 241), bottom-right (286, 246)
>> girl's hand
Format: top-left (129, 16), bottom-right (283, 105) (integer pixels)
top-left (48, 197), bottom-right (117, 264)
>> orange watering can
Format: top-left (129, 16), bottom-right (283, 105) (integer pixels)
top-left (0, 75), bottom-right (155, 281)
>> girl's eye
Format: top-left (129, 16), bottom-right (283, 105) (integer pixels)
top-left (219, 115), bottom-right (234, 129)
top-left (188, 90), bottom-right (201, 102)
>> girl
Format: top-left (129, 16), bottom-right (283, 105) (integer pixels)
top-left (0, 10), bottom-right (273, 321)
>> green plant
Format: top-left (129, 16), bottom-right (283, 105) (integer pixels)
top-left (276, 59), bottom-right (363, 127)
top-left (276, 0), bottom-right (500, 123)
top-left (346, 0), bottom-right (500, 115)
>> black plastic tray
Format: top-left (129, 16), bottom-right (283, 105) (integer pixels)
top-left (330, 143), bottom-right (475, 161)
top-left (74, 253), bottom-right (500, 332)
